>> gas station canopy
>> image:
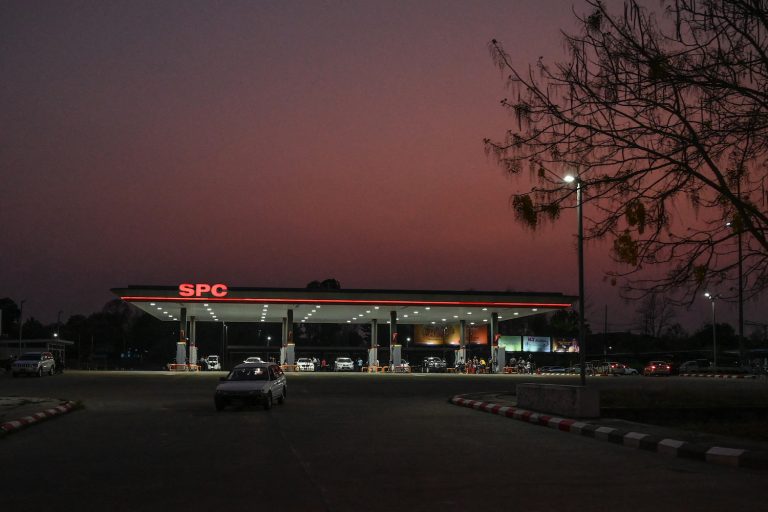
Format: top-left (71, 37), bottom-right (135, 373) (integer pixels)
top-left (112, 284), bottom-right (577, 325)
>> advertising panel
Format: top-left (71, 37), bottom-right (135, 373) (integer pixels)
top-left (523, 336), bottom-right (551, 352)
top-left (445, 324), bottom-right (488, 345)
top-left (414, 325), bottom-right (446, 345)
top-left (497, 335), bottom-right (522, 352)
top-left (552, 338), bottom-right (579, 353)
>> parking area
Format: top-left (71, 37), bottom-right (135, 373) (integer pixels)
top-left (1, 371), bottom-right (767, 511)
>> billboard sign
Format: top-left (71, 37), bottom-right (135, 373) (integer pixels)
top-left (498, 335), bottom-right (522, 352)
top-left (552, 338), bottom-right (579, 353)
top-left (523, 336), bottom-right (551, 352)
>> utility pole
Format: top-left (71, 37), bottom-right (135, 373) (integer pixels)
top-left (18, 299), bottom-right (26, 357)
top-left (603, 305), bottom-right (608, 359)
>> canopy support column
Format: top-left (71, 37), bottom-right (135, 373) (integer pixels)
top-left (281, 309), bottom-right (294, 366)
top-left (176, 307), bottom-right (187, 366)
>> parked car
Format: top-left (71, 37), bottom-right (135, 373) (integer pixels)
top-left (567, 364), bottom-right (596, 375)
top-left (12, 352), bottom-right (56, 377)
top-left (214, 362), bottom-right (286, 411)
top-left (643, 360), bottom-right (672, 376)
top-left (243, 356), bottom-right (264, 364)
top-left (393, 359), bottom-right (410, 372)
top-left (539, 366), bottom-right (566, 373)
top-left (334, 357), bottom-right (354, 371)
top-left (678, 360), bottom-right (710, 373)
top-left (606, 361), bottom-right (627, 375)
top-left (296, 358), bottom-right (315, 372)
top-left (206, 355), bottom-right (221, 370)
top-left (422, 357), bottom-right (447, 373)
top-left (605, 362), bottom-right (638, 375)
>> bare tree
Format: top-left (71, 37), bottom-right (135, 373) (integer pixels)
top-left (636, 292), bottom-right (676, 338)
top-left (485, 0), bottom-right (768, 306)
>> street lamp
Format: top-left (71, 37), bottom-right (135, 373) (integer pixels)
top-left (221, 322), bottom-right (229, 367)
top-left (18, 299), bottom-right (26, 357)
top-left (704, 292), bottom-right (718, 374)
top-left (564, 173), bottom-right (587, 386)
top-left (726, 219), bottom-right (745, 364)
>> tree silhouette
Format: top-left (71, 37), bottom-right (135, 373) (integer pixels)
top-left (486, 0), bottom-right (768, 305)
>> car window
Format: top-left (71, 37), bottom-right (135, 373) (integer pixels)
top-left (228, 368), bottom-right (268, 381)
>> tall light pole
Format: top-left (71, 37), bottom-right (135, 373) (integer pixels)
top-left (726, 219), bottom-right (745, 365)
top-left (704, 292), bottom-right (718, 374)
top-left (565, 174), bottom-right (587, 386)
top-left (57, 310), bottom-right (63, 339)
top-left (18, 299), bottom-right (26, 357)
top-left (221, 322), bottom-right (228, 366)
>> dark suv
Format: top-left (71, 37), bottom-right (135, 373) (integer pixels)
top-left (422, 357), bottom-right (447, 373)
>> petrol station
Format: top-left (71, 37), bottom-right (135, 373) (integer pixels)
top-left (112, 283), bottom-right (576, 372)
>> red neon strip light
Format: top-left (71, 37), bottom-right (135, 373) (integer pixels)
top-left (120, 295), bottom-right (573, 308)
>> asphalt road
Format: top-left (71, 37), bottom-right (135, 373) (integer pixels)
top-left (2, 371), bottom-right (767, 511)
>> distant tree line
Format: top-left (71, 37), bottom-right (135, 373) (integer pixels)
top-left (1, 291), bottom-right (763, 365)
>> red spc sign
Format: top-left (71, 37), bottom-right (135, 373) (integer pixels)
top-left (178, 283), bottom-right (228, 298)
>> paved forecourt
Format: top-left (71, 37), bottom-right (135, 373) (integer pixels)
top-left (0, 371), bottom-right (766, 511)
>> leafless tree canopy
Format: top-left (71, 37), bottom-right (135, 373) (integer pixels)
top-left (636, 292), bottom-right (677, 338)
top-left (485, 0), bottom-right (768, 305)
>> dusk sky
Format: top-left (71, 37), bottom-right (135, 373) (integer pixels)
top-left (1, 0), bottom-right (759, 332)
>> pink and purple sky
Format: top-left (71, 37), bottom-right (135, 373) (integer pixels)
top-left (1, 0), bottom-right (760, 332)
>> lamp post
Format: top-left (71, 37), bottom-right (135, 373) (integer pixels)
top-left (564, 174), bottom-right (587, 386)
top-left (56, 310), bottom-right (63, 339)
top-left (221, 322), bottom-right (228, 367)
top-left (18, 299), bottom-right (26, 357)
top-left (704, 292), bottom-right (718, 374)
top-left (726, 219), bottom-right (745, 365)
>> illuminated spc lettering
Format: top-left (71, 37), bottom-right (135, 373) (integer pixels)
top-left (211, 284), bottom-right (228, 297)
top-left (178, 283), bottom-right (228, 298)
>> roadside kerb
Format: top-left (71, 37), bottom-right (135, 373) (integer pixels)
top-left (0, 401), bottom-right (80, 437)
top-left (679, 373), bottom-right (758, 379)
top-left (450, 394), bottom-right (768, 470)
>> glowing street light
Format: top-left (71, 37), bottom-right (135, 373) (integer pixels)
top-left (565, 173), bottom-right (587, 386)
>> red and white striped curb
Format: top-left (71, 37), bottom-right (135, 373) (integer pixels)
top-left (0, 401), bottom-right (78, 436)
top-left (679, 373), bottom-right (758, 379)
top-left (450, 395), bottom-right (768, 470)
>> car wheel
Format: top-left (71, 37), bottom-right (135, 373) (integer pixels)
top-left (215, 399), bottom-right (227, 411)
top-left (263, 392), bottom-right (273, 410)
top-left (278, 387), bottom-right (286, 405)
top-left (49, 366), bottom-right (55, 376)
top-left (37, 367), bottom-right (43, 377)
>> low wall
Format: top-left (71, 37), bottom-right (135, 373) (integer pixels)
top-left (516, 383), bottom-right (600, 418)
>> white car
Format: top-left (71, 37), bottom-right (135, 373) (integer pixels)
top-left (334, 357), bottom-right (354, 371)
top-left (12, 352), bottom-right (56, 377)
top-left (214, 362), bottom-right (287, 411)
top-left (206, 355), bottom-right (221, 370)
top-left (243, 357), bottom-right (264, 364)
top-left (296, 358), bottom-right (315, 372)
